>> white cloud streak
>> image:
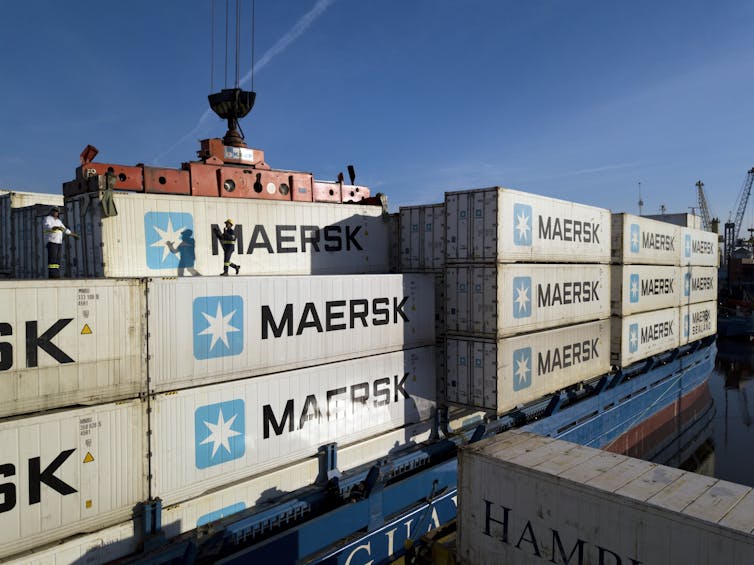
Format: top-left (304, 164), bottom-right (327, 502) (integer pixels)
top-left (153, 0), bottom-right (336, 163)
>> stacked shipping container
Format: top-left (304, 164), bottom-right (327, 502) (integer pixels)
top-left (0, 187), bottom-right (442, 561)
top-left (610, 214), bottom-right (718, 366)
top-left (443, 188), bottom-right (612, 414)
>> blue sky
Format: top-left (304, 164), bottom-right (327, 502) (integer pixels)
top-left (2, 1), bottom-right (754, 222)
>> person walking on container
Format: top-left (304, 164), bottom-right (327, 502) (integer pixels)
top-left (43, 206), bottom-right (78, 278)
top-left (214, 219), bottom-right (240, 276)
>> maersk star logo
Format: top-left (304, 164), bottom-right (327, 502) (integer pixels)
top-left (513, 203), bottom-right (533, 246)
top-left (684, 273), bottom-right (691, 296)
top-left (193, 296), bottom-right (244, 360)
top-left (513, 347), bottom-right (532, 391)
top-left (630, 224), bottom-right (640, 253)
top-left (194, 400), bottom-right (245, 469)
top-left (684, 234), bottom-right (692, 258)
top-left (512, 276), bottom-right (532, 318)
top-left (629, 274), bottom-right (640, 303)
top-left (628, 323), bottom-right (639, 353)
top-left (144, 211), bottom-right (194, 269)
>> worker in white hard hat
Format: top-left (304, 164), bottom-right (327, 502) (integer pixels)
top-left (42, 207), bottom-right (79, 278)
top-left (212, 219), bottom-right (240, 276)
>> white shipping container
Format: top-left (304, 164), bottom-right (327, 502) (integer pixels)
top-left (150, 347), bottom-right (436, 505)
top-left (681, 226), bottom-right (719, 267)
top-left (0, 191), bottom-right (63, 273)
top-left (610, 265), bottom-right (681, 315)
top-left (611, 307), bottom-right (680, 366)
top-left (147, 274), bottom-right (434, 391)
top-left (612, 213), bottom-right (681, 265)
top-left (64, 191), bottom-right (390, 278)
top-left (0, 400), bottom-right (146, 560)
top-left (159, 411), bottom-right (452, 538)
top-left (680, 301), bottom-right (717, 346)
top-left (682, 266), bottom-right (717, 305)
top-left (445, 321), bottom-right (610, 413)
top-left (0, 279), bottom-right (146, 418)
top-left (399, 204), bottom-right (445, 271)
top-left (458, 431), bottom-right (754, 565)
top-left (445, 188), bottom-right (611, 263)
top-left (3, 520), bottom-right (139, 565)
top-left (446, 264), bottom-right (610, 337)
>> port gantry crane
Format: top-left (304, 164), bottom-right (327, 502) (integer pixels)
top-left (696, 168), bottom-right (754, 263)
top-left (724, 168), bottom-right (754, 263)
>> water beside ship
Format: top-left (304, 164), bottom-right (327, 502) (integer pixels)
top-left (702, 337), bottom-right (754, 487)
top-left (665, 337), bottom-right (754, 487)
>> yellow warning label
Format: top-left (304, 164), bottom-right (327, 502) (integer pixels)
top-left (81, 324), bottom-right (92, 335)
top-left (83, 452), bottom-right (95, 463)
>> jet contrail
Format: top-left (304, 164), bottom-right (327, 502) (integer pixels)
top-left (153, 0), bottom-right (337, 164)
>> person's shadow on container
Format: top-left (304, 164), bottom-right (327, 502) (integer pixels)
top-left (167, 229), bottom-right (201, 276)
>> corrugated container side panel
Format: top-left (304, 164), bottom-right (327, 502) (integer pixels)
top-left (611, 214), bottom-right (681, 265)
top-left (679, 301), bottom-right (717, 345)
top-left (89, 193), bottom-right (390, 278)
top-left (387, 212), bottom-right (399, 273)
top-left (459, 433), bottom-right (754, 565)
top-left (682, 266), bottom-right (717, 305)
top-left (147, 274), bottom-right (435, 392)
top-left (409, 208), bottom-right (421, 268)
top-left (496, 189), bottom-right (612, 263)
top-left (0, 194), bottom-right (10, 271)
top-left (446, 192), bottom-right (471, 262)
top-left (151, 348), bottom-right (436, 504)
top-left (446, 338), bottom-right (471, 405)
top-left (3, 520), bottom-right (139, 565)
top-left (445, 194), bottom-right (459, 261)
top-left (399, 208), bottom-right (413, 270)
top-left (0, 401), bottom-right (145, 560)
top-left (471, 190), bottom-right (493, 261)
top-left (470, 339), bottom-right (486, 407)
top-left (434, 272), bottom-right (446, 339)
top-left (0, 280), bottom-right (146, 418)
top-left (681, 227), bottom-right (719, 267)
top-left (431, 204), bottom-right (446, 269)
top-left (610, 265), bottom-right (681, 315)
top-left (611, 308), bottom-right (680, 366)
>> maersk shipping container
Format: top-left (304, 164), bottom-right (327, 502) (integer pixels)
top-left (446, 264), bottom-right (610, 338)
top-left (0, 191), bottom-right (63, 274)
top-left (147, 274), bottom-right (434, 391)
top-left (3, 520), bottom-right (139, 565)
top-left (64, 191), bottom-right (390, 278)
top-left (682, 265), bottom-right (717, 305)
top-left (0, 279), bottom-right (146, 418)
top-left (158, 409), bottom-right (454, 538)
top-left (681, 226), bottom-right (719, 267)
top-left (0, 400), bottom-right (146, 560)
top-left (150, 347), bottom-right (436, 504)
top-left (611, 265), bottom-right (681, 315)
top-left (612, 213), bottom-right (681, 265)
top-left (680, 301), bottom-right (717, 346)
top-left (399, 203), bottom-right (445, 271)
top-left (611, 307), bottom-right (680, 366)
top-left (445, 321), bottom-right (610, 412)
top-left (458, 431), bottom-right (754, 565)
top-left (445, 188), bottom-right (611, 263)
top-left (12, 204), bottom-right (67, 279)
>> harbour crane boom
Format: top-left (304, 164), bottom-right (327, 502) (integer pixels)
top-left (696, 180), bottom-right (712, 231)
top-left (733, 168), bottom-right (754, 243)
